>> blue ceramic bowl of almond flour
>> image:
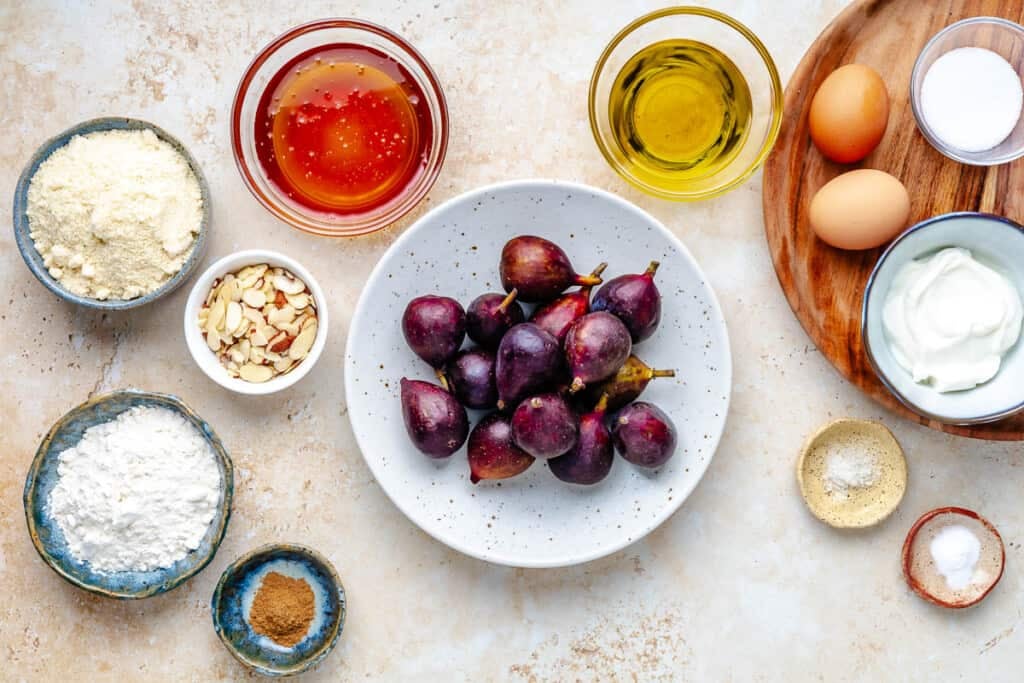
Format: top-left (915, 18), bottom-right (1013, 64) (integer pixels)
top-left (12, 116), bottom-right (211, 310)
top-left (23, 389), bottom-right (234, 599)
top-left (212, 544), bottom-right (346, 677)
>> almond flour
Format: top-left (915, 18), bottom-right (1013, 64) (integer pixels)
top-left (27, 128), bottom-right (203, 300)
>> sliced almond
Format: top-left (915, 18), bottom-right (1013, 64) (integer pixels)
top-left (206, 329), bottom-right (221, 352)
top-left (300, 316), bottom-right (317, 330)
top-left (286, 292), bottom-right (309, 310)
top-left (228, 348), bottom-right (246, 364)
top-left (239, 363), bottom-right (274, 383)
top-left (273, 274), bottom-right (305, 295)
top-left (277, 321), bottom-right (301, 336)
top-left (274, 357), bottom-right (294, 373)
top-left (274, 290), bottom-right (288, 307)
top-left (206, 297), bottom-right (226, 332)
top-left (237, 264), bottom-right (267, 287)
top-left (242, 305), bottom-right (263, 324)
top-left (289, 324), bottom-right (316, 360)
top-left (225, 302), bottom-right (242, 335)
top-left (242, 288), bottom-right (266, 308)
top-left (268, 332), bottom-right (294, 353)
top-left (267, 305), bottom-right (296, 326)
top-left (249, 346), bottom-right (266, 363)
top-left (251, 329), bottom-right (269, 347)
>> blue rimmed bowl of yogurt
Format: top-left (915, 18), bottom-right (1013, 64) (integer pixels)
top-left (211, 544), bottom-right (346, 677)
top-left (23, 390), bottom-right (234, 598)
top-left (862, 213), bottom-right (1024, 424)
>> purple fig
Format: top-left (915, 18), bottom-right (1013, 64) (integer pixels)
top-left (499, 235), bottom-right (604, 302)
top-left (495, 323), bottom-right (562, 410)
top-left (443, 348), bottom-right (497, 409)
top-left (592, 261), bottom-right (662, 342)
top-left (466, 290), bottom-right (525, 348)
top-left (402, 295), bottom-right (466, 367)
top-left (564, 312), bottom-right (632, 393)
top-left (511, 393), bottom-right (578, 459)
top-left (613, 402), bottom-right (677, 468)
top-left (584, 355), bottom-right (676, 411)
top-left (548, 397), bottom-right (613, 485)
top-left (468, 413), bottom-right (535, 484)
top-left (530, 263), bottom-right (607, 343)
top-left (400, 378), bottom-right (469, 458)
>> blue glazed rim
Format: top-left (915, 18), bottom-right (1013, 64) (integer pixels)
top-left (211, 543), bottom-right (346, 677)
top-left (12, 117), bottom-right (211, 310)
top-left (861, 211), bottom-right (1024, 425)
top-left (23, 389), bottom-right (234, 599)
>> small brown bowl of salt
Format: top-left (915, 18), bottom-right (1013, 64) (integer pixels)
top-left (797, 418), bottom-right (908, 529)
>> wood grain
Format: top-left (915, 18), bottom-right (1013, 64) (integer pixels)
top-left (763, 0), bottom-right (1024, 440)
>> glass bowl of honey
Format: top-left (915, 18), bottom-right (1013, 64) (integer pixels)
top-left (589, 7), bottom-right (783, 201)
top-left (232, 19), bottom-right (449, 236)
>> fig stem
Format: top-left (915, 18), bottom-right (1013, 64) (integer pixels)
top-left (575, 263), bottom-right (606, 287)
top-left (435, 368), bottom-right (451, 392)
top-left (651, 369), bottom-right (676, 378)
top-left (498, 288), bottom-right (519, 313)
top-left (590, 262), bottom-right (608, 278)
top-left (645, 261), bottom-right (661, 277)
top-left (594, 393), bottom-right (610, 415)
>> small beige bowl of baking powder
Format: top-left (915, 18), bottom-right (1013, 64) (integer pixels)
top-left (797, 418), bottom-right (908, 529)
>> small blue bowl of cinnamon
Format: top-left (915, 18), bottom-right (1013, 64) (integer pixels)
top-left (211, 543), bottom-right (346, 677)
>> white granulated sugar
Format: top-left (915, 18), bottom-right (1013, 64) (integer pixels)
top-left (822, 443), bottom-right (880, 500)
top-left (920, 47), bottom-right (1024, 153)
top-left (27, 128), bottom-right (203, 300)
top-left (48, 406), bottom-right (222, 573)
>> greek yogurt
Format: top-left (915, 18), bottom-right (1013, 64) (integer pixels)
top-left (882, 247), bottom-right (1022, 392)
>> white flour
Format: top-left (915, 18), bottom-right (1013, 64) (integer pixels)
top-left (27, 128), bottom-right (203, 300)
top-left (48, 406), bottom-right (222, 573)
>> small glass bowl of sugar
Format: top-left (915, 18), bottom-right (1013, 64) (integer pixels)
top-left (910, 17), bottom-right (1024, 166)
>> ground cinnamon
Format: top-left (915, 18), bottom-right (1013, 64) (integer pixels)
top-left (249, 571), bottom-right (315, 647)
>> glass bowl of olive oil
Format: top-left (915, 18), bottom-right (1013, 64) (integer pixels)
top-left (589, 7), bottom-right (783, 201)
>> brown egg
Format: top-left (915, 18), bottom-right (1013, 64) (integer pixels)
top-left (809, 64), bottom-right (890, 163)
top-left (809, 169), bottom-right (910, 250)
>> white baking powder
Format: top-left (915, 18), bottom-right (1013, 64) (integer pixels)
top-left (27, 128), bottom-right (203, 300)
top-left (920, 47), bottom-right (1023, 153)
top-left (48, 406), bottom-right (222, 573)
top-left (822, 443), bottom-right (880, 500)
top-left (929, 524), bottom-right (981, 591)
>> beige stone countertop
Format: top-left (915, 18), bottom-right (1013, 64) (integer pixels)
top-left (2, 1), bottom-right (1022, 680)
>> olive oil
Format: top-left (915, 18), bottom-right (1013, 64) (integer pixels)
top-left (608, 39), bottom-right (752, 186)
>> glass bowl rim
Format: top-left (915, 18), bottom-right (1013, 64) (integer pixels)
top-left (908, 16), bottom-right (1024, 167)
top-left (587, 6), bottom-right (784, 201)
top-left (230, 17), bottom-right (450, 237)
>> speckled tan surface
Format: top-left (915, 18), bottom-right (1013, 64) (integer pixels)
top-left (2, 1), bottom-right (1023, 680)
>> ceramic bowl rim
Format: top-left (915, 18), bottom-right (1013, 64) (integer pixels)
top-left (343, 178), bottom-right (733, 567)
top-left (22, 389), bottom-right (234, 599)
top-left (12, 116), bottom-right (211, 310)
top-left (183, 249), bottom-right (329, 395)
top-left (230, 17), bottom-right (450, 237)
top-left (861, 211), bottom-right (1024, 425)
top-left (587, 6), bottom-right (784, 201)
top-left (909, 16), bottom-right (1024, 167)
top-left (901, 506), bottom-right (1005, 609)
top-left (211, 542), bottom-right (346, 676)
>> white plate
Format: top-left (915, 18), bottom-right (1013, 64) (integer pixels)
top-left (345, 180), bottom-right (731, 567)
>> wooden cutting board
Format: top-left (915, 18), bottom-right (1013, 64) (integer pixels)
top-left (763, 0), bottom-right (1024, 440)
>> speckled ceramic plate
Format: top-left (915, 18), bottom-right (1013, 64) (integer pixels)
top-left (797, 418), bottom-right (907, 529)
top-left (211, 544), bottom-right (346, 677)
top-left (23, 390), bottom-right (233, 598)
top-left (345, 180), bottom-right (732, 567)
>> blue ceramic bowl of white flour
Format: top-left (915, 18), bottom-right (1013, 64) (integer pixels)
top-left (12, 117), bottom-right (211, 310)
top-left (23, 389), bottom-right (234, 599)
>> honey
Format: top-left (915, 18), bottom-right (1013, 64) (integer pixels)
top-left (255, 44), bottom-right (433, 214)
top-left (608, 39), bottom-right (752, 187)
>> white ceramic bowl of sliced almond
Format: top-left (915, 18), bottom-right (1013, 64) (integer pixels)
top-left (184, 250), bottom-right (328, 395)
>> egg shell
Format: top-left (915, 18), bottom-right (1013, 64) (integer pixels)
top-left (809, 64), bottom-right (890, 164)
top-left (809, 169), bottom-right (910, 250)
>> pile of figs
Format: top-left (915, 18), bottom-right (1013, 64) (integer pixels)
top-left (400, 235), bottom-right (678, 486)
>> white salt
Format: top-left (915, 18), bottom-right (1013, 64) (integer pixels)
top-left (929, 524), bottom-right (981, 590)
top-left (822, 443), bottom-right (879, 500)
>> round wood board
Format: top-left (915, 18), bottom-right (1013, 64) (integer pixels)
top-left (763, 0), bottom-right (1024, 440)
